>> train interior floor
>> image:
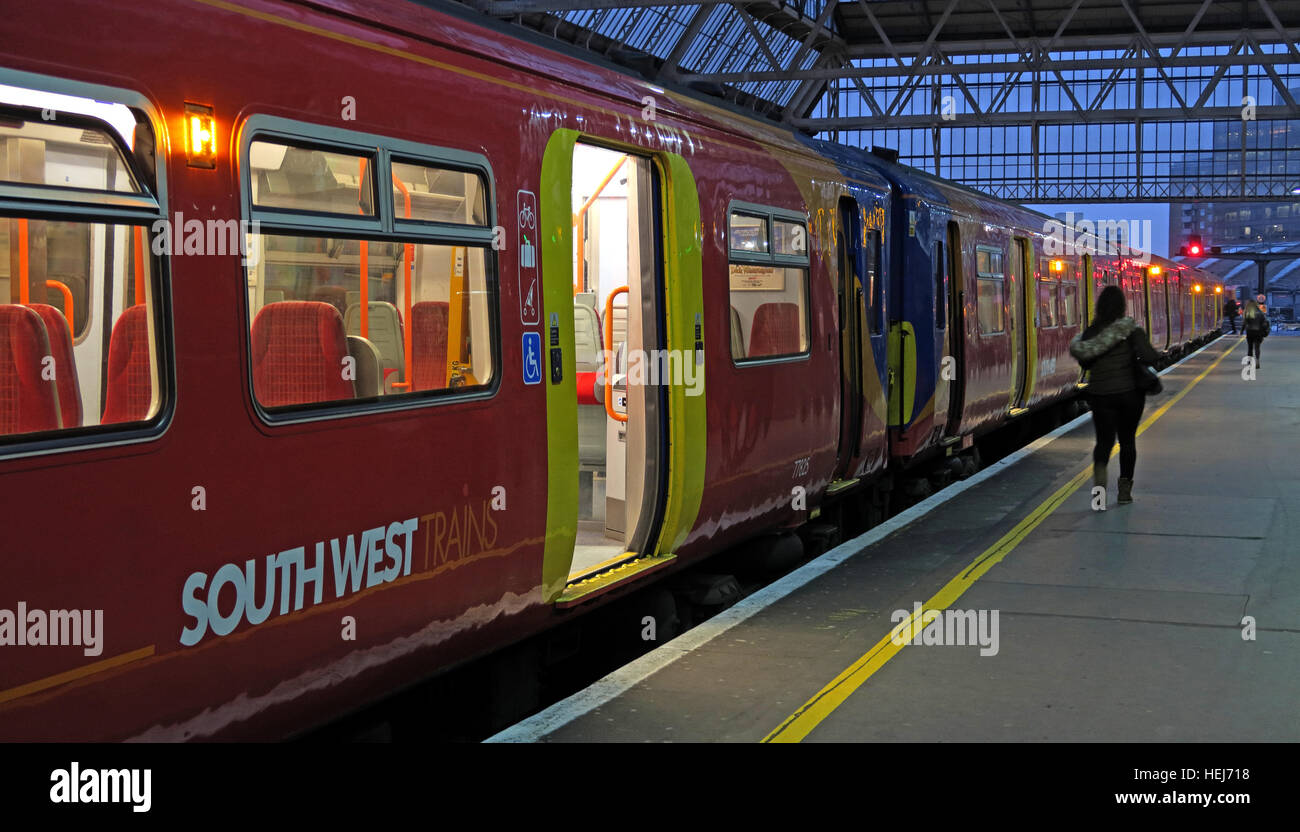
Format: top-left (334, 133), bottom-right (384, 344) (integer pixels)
top-left (528, 334), bottom-right (1300, 741)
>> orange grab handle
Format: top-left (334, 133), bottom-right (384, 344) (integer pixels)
top-left (604, 286), bottom-right (629, 424)
top-left (132, 226), bottom-right (145, 305)
top-left (45, 280), bottom-right (73, 329)
top-left (358, 158), bottom-right (370, 339)
top-left (17, 219), bottom-right (29, 304)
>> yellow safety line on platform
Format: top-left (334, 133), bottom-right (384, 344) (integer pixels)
top-left (763, 338), bottom-right (1241, 743)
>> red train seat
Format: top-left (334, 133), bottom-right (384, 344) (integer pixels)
top-left (410, 301), bottom-right (449, 391)
top-left (748, 302), bottom-right (801, 357)
top-left (0, 305), bottom-right (61, 434)
top-left (102, 304), bottom-right (153, 424)
top-left (29, 303), bottom-right (81, 428)
top-left (250, 301), bottom-right (355, 407)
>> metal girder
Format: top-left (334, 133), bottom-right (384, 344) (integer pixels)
top-left (483, 0), bottom-right (727, 14)
top-left (782, 48), bottom-right (838, 119)
top-left (968, 182), bottom-right (1300, 202)
top-left (780, 0), bottom-right (840, 77)
top-left (842, 28), bottom-right (1297, 59)
top-left (734, 4), bottom-right (785, 72)
top-left (683, 50), bottom-right (1300, 84)
top-left (794, 104), bottom-right (1299, 129)
top-left (657, 4), bottom-right (714, 79)
top-left (483, 0), bottom-right (844, 50)
top-left (1244, 32), bottom-right (1300, 110)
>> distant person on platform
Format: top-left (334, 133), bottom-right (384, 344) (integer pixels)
top-left (1243, 299), bottom-right (1269, 368)
top-left (1224, 296), bottom-right (1240, 334)
top-left (1069, 285), bottom-right (1161, 506)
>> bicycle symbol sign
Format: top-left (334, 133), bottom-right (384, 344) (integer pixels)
top-left (517, 190), bottom-right (540, 326)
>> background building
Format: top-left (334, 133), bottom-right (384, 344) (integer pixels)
top-left (1169, 91), bottom-right (1300, 304)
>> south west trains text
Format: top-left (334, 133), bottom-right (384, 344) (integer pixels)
top-left (180, 518), bottom-right (419, 646)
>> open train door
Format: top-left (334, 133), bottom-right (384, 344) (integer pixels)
top-left (832, 196), bottom-right (864, 480)
top-left (536, 130), bottom-right (706, 606)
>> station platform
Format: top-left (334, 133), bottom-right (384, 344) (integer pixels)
top-left (492, 333), bottom-right (1300, 742)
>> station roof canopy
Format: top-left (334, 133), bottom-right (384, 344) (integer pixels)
top-left (447, 1), bottom-right (1300, 202)
top-left (450, 0), bottom-right (1300, 125)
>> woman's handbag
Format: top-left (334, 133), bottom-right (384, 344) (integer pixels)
top-left (1129, 333), bottom-right (1163, 395)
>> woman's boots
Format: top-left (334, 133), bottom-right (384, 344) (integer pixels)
top-left (1096, 462), bottom-right (1133, 505)
top-left (1117, 478), bottom-right (1133, 504)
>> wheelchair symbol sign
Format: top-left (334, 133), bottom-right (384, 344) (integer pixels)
top-left (522, 332), bottom-right (543, 385)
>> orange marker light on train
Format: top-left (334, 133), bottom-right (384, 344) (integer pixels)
top-left (1194, 284), bottom-right (1203, 293)
top-left (184, 103), bottom-right (216, 168)
top-left (1049, 259), bottom-right (1065, 273)
top-left (1149, 265), bottom-right (1162, 276)
top-left (1215, 286), bottom-right (1223, 294)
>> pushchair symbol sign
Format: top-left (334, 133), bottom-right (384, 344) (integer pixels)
top-left (517, 190), bottom-right (540, 325)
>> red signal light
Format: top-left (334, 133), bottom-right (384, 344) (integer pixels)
top-left (1188, 243), bottom-right (1202, 256)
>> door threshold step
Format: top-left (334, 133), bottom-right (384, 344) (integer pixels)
top-left (557, 553), bottom-right (677, 608)
top-left (825, 477), bottom-right (860, 496)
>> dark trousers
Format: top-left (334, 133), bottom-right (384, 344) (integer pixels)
top-left (1087, 390), bottom-right (1146, 479)
top-left (1247, 333), bottom-right (1263, 361)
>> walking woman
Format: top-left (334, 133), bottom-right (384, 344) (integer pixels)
top-left (1242, 299), bottom-right (1269, 368)
top-left (1069, 285), bottom-right (1161, 504)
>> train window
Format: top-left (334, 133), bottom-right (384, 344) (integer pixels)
top-left (729, 213), bottom-right (768, 253)
top-left (772, 219), bottom-right (805, 256)
top-left (241, 127), bottom-right (498, 416)
top-left (975, 245), bottom-right (1005, 334)
top-left (976, 247), bottom-right (1004, 275)
top-left (1038, 275), bottom-right (1057, 327)
top-left (977, 279), bottom-right (1005, 333)
top-left (244, 234), bottom-right (493, 406)
top-left (1061, 272), bottom-right (1079, 327)
top-left (865, 228), bottom-right (883, 334)
top-left (1, 91), bottom-right (167, 445)
top-left (391, 160), bottom-right (486, 225)
top-left (728, 204), bottom-right (809, 361)
top-left (250, 141), bottom-right (376, 216)
top-left (0, 120), bottom-right (142, 193)
top-left (12, 219), bottom-right (94, 340)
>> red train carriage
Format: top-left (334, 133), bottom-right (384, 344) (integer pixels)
top-left (0, 0), bottom-right (897, 740)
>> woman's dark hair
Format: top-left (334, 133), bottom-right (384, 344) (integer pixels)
top-left (1083, 285), bottom-right (1126, 339)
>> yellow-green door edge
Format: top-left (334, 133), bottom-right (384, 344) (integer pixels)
top-left (539, 130), bottom-right (580, 603)
top-left (1021, 241), bottom-right (1039, 406)
top-left (652, 152), bottom-right (706, 557)
top-left (538, 130), bottom-right (707, 604)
